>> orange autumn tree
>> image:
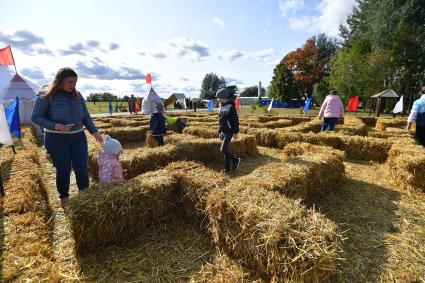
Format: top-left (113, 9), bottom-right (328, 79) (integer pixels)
top-left (284, 38), bottom-right (327, 97)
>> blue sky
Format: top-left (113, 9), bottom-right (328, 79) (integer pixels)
top-left (0, 0), bottom-right (356, 98)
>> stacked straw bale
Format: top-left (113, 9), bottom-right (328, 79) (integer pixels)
top-left (242, 119), bottom-right (292, 129)
top-left (190, 253), bottom-right (265, 283)
top-left (375, 117), bottom-right (406, 131)
top-left (239, 145), bottom-right (345, 203)
top-left (0, 128), bottom-right (59, 280)
top-left (99, 125), bottom-right (149, 143)
top-left (205, 146), bottom-right (344, 281)
top-left (183, 126), bottom-right (218, 139)
top-left (88, 135), bottom-right (258, 179)
top-left (387, 141), bottom-right (425, 192)
top-left (336, 117), bottom-right (367, 136)
top-left (68, 170), bottom-right (178, 252)
top-left (164, 161), bottom-right (229, 223)
top-left (358, 116), bottom-right (377, 127)
top-left (207, 186), bottom-right (343, 281)
top-left (281, 119), bottom-right (322, 133)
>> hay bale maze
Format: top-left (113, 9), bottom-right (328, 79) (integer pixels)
top-left (2, 112), bottom-right (425, 282)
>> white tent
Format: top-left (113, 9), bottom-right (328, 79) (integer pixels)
top-left (0, 73), bottom-right (38, 125)
top-left (142, 87), bottom-right (162, 114)
top-left (0, 66), bottom-right (38, 92)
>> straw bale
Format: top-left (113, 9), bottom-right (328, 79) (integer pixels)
top-left (94, 121), bottom-right (113, 129)
top-left (164, 161), bottom-right (229, 223)
top-left (375, 118), bottom-right (406, 131)
top-left (336, 117), bottom-right (367, 136)
top-left (68, 170), bottom-right (178, 252)
top-left (190, 253), bottom-right (265, 283)
top-left (187, 121), bottom-right (217, 129)
top-left (0, 128), bottom-right (59, 281)
top-left (207, 185), bottom-right (343, 281)
top-left (239, 127), bottom-right (280, 148)
top-left (2, 211), bottom-right (60, 281)
top-left (387, 143), bottom-right (425, 192)
top-left (340, 135), bottom-right (391, 162)
top-left (99, 125), bottom-right (149, 143)
top-left (236, 151), bottom-right (344, 203)
top-left (281, 119), bottom-right (322, 133)
top-left (243, 119), bottom-right (292, 129)
top-left (184, 126), bottom-right (218, 139)
top-left (358, 116), bottom-right (377, 127)
top-left (283, 142), bottom-right (345, 159)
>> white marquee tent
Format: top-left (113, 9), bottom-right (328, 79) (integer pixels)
top-left (142, 87), bottom-right (162, 114)
top-left (0, 68), bottom-right (39, 125)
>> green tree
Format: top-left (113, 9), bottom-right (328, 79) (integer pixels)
top-left (240, 86), bottom-right (266, 97)
top-left (200, 73), bottom-right (226, 99)
top-left (268, 62), bottom-right (298, 102)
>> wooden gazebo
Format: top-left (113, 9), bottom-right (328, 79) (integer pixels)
top-left (369, 89), bottom-right (399, 117)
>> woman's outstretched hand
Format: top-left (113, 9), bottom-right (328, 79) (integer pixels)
top-left (93, 132), bottom-right (103, 143)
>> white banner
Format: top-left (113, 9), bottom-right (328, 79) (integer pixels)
top-left (393, 95), bottom-right (403, 113)
top-left (267, 98), bottom-right (274, 112)
top-left (0, 104), bottom-right (13, 145)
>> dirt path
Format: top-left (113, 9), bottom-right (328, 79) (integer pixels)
top-left (37, 148), bottom-right (83, 281)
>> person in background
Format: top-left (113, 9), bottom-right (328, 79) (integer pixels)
top-left (128, 94), bottom-right (135, 114)
top-left (31, 67), bottom-right (103, 208)
top-left (407, 86), bottom-right (425, 146)
top-left (318, 90), bottom-right (344, 132)
top-left (216, 88), bottom-right (240, 172)
top-left (150, 102), bottom-right (166, 146)
top-left (98, 135), bottom-right (123, 183)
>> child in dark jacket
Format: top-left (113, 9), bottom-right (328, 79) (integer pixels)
top-left (216, 88), bottom-right (240, 172)
top-left (150, 102), bottom-right (166, 146)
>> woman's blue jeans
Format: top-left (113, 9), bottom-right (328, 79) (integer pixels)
top-left (45, 131), bottom-right (89, 199)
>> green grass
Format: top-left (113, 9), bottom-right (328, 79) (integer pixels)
top-left (86, 102), bottom-right (129, 114)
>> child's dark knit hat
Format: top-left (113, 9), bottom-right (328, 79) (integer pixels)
top-left (216, 88), bottom-right (229, 99)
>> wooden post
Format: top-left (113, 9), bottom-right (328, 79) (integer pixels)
top-left (376, 97), bottom-right (382, 117)
top-left (0, 172), bottom-right (4, 196)
top-left (369, 98), bottom-right (373, 116)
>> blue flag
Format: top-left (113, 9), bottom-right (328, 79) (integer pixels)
top-left (303, 97), bottom-right (312, 113)
top-left (5, 97), bottom-right (20, 138)
top-left (208, 100), bottom-right (214, 112)
top-left (108, 100), bottom-right (113, 115)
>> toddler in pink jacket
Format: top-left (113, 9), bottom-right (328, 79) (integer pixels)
top-left (98, 135), bottom-right (123, 183)
top-left (318, 90), bottom-right (344, 132)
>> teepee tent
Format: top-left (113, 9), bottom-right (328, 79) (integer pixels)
top-left (142, 87), bottom-right (162, 114)
top-left (0, 73), bottom-right (38, 124)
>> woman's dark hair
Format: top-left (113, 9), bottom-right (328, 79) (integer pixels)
top-left (43, 67), bottom-right (78, 99)
top-left (330, 90), bottom-right (337, 95)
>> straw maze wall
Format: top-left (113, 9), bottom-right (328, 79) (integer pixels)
top-left (71, 115), bottom-right (348, 281)
top-left (66, 113), bottom-right (421, 281)
top-left (1, 113), bottom-right (422, 281)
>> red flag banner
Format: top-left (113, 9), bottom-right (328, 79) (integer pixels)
top-left (346, 96), bottom-right (358, 112)
top-left (146, 73), bottom-right (152, 84)
top-left (235, 97), bottom-right (240, 110)
top-left (0, 46), bottom-right (15, 66)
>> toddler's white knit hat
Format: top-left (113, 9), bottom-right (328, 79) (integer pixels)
top-left (103, 135), bottom-right (122, 155)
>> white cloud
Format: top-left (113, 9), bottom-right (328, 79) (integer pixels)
top-left (157, 37), bottom-right (210, 62)
top-left (278, 0), bottom-right (304, 17)
top-left (216, 48), bottom-right (275, 62)
top-left (213, 17), bottom-right (225, 27)
top-left (287, 0), bottom-right (356, 37)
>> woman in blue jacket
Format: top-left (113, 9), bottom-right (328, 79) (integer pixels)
top-left (31, 67), bottom-right (103, 208)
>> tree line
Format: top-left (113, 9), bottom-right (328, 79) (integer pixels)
top-left (267, 0), bottom-right (424, 111)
